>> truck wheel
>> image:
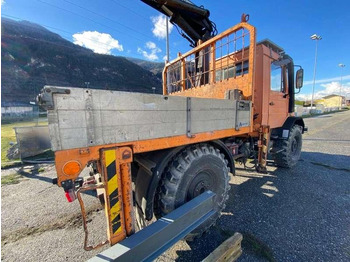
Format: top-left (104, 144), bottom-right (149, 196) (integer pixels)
top-left (156, 144), bottom-right (230, 241)
top-left (274, 125), bottom-right (302, 168)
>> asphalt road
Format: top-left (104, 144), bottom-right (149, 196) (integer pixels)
top-left (2, 110), bottom-right (350, 261)
top-left (159, 110), bottom-right (350, 262)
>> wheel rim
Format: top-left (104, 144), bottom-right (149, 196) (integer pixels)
top-left (186, 170), bottom-right (216, 201)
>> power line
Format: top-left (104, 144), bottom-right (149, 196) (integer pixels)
top-left (109, 0), bottom-right (169, 31)
top-left (2, 32), bottom-right (160, 83)
top-left (109, 0), bottom-right (151, 22)
top-left (61, 0), bottom-right (154, 40)
top-left (3, 14), bottom-right (73, 38)
top-left (36, 0), bottom-right (146, 43)
top-left (2, 14), bottom-right (130, 53)
top-left (2, 21), bottom-right (165, 74)
top-left (2, 33), bottom-right (88, 53)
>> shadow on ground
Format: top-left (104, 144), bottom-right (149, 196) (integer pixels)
top-left (16, 165), bottom-right (97, 197)
top-left (17, 165), bottom-right (53, 184)
top-left (173, 151), bottom-right (350, 261)
top-left (12, 152), bottom-right (349, 261)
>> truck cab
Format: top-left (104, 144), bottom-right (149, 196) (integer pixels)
top-left (254, 40), bottom-right (300, 129)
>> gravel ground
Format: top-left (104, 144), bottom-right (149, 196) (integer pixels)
top-left (1, 110), bottom-right (350, 261)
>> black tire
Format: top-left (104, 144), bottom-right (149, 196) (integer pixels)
top-left (157, 144), bottom-right (230, 240)
top-left (274, 125), bottom-right (302, 168)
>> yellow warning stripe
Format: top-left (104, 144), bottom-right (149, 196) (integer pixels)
top-left (105, 149), bottom-right (122, 234)
top-left (107, 175), bottom-right (118, 196)
top-left (105, 149), bottom-right (116, 167)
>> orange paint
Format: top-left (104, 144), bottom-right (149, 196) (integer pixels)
top-left (54, 126), bottom-right (251, 185)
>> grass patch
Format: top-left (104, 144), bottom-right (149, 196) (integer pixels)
top-left (214, 226), bottom-right (275, 262)
top-left (310, 161), bottom-right (350, 173)
top-left (0, 161), bottom-right (23, 169)
top-left (242, 232), bottom-right (275, 262)
top-left (1, 119), bottom-right (48, 167)
top-left (1, 173), bottom-right (23, 186)
top-left (1, 203), bottom-right (103, 244)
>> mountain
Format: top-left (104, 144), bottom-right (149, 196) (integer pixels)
top-left (125, 57), bottom-right (164, 78)
top-left (1, 18), bottom-right (162, 104)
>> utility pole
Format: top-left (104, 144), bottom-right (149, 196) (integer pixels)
top-left (310, 34), bottom-right (322, 110)
top-left (166, 17), bottom-right (170, 63)
top-left (166, 16), bottom-right (170, 94)
top-left (338, 64), bottom-right (345, 109)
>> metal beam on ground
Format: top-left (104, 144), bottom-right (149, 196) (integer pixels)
top-left (88, 191), bottom-right (216, 262)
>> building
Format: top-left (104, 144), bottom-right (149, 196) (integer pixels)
top-left (314, 94), bottom-right (346, 108)
top-left (1, 102), bottom-right (38, 123)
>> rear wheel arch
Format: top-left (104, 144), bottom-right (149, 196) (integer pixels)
top-left (134, 146), bottom-right (185, 221)
top-left (208, 140), bottom-right (235, 174)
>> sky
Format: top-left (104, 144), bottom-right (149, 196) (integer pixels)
top-left (1, 0), bottom-right (350, 100)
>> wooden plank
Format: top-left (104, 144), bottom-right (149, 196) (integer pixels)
top-left (203, 232), bottom-right (243, 262)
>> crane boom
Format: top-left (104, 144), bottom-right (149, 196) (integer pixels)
top-left (141, 0), bottom-right (217, 46)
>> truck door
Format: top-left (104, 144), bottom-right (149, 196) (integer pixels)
top-left (268, 62), bottom-right (289, 128)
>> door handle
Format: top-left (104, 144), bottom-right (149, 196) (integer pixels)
top-left (269, 102), bottom-right (275, 106)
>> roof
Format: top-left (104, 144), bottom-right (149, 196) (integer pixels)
top-left (257, 39), bottom-right (284, 53)
top-left (1, 102), bottom-right (34, 107)
top-left (322, 94), bottom-right (345, 99)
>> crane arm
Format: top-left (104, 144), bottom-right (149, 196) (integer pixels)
top-left (141, 0), bottom-right (217, 46)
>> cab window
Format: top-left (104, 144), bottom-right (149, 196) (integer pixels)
top-left (270, 62), bottom-right (283, 92)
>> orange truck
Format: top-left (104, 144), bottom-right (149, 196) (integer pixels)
top-left (38, 0), bottom-right (305, 255)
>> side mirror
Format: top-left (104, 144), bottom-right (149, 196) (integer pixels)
top-left (296, 68), bottom-right (304, 89)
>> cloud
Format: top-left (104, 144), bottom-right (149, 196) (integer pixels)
top-left (303, 75), bottom-right (350, 86)
top-left (1, 0), bottom-right (5, 5)
top-left (151, 15), bottom-right (174, 39)
top-left (146, 41), bottom-right (156, 49)
top-left (295, 93), bottom-right (311, 101)
top-left (72, 31), bottom-right (123, 54)
top-left (137, 41), bottom-right (161, 61)
top-left (296, 81), bottom-right (350, 100)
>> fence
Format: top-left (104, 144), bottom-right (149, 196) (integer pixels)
top-left (295, 105), bottom-right (343, 117)
top-left (1, 105), bottom-right (39, 123)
